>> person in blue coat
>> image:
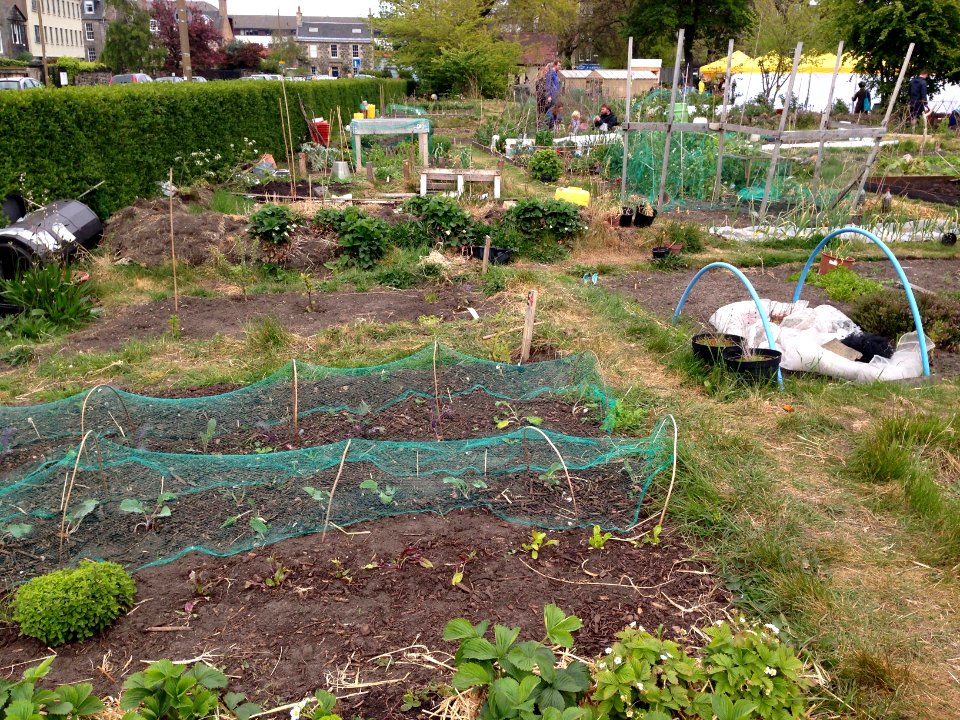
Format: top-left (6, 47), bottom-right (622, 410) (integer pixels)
top-left (545, 61), bottom-right (561, 108)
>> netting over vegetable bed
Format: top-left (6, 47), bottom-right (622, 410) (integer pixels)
top-left (0, 347), bottom-right (672, 583)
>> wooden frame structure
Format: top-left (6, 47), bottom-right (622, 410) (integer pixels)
top-left (619, 33), bottom-right (915, 222)
top-left (350, 117), bottom-right (432, 173)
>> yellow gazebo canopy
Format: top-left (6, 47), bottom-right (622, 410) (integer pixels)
top-left (699, 51), bottom-right (755, 79)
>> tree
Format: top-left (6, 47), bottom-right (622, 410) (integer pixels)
top-left (101, 0), bottom-right (164, 73)
top-left (376, 0), bottom-right (520, 97)
top-left (824, 0), bottom-right (960, 98)
top-left (621, 0), bottom-right (754, 71)
top-left (150, 0), bottom-right (223, 74)
top-left (222, 40), bottom-right (266, 70)
top-left (260, 36), bottom-right (306, 73)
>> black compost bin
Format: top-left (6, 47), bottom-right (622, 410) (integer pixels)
top-left (0, 200), bottom-right (102, 279)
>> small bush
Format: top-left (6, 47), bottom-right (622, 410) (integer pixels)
top-left (535, 130), bottom-right (554, 147)
top-left (374, 266), bottom-right (418, 289)
top-left (479, 266), bottom-right (507, 295)
top-left (337, 207), bottom-right (389, 269)
top-left (660, 221), bottom-right (706, 253)
top-left (12, 560), bottom-right (136, 646)
top-left (529, 149), bottom-right (564, 182)
top-left (248, 203), bottom-right (302, 245)
top-left (500, 198), bottom-right (585, 262)
top-left (312, 207), bottom-right (345, 233)
top-left (0, 263), bottom-right (95, 338)
top-left (801, 267), bottom-right (884, 303)
top-left (401, 195), bottom-right (474, 246)
top-left (851, 290), bottom-right (960, 350)
top-left (429, 135), bottom-right (452, 158)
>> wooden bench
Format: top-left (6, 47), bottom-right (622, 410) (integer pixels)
top-left (420, 161), bottom-right (504, 198)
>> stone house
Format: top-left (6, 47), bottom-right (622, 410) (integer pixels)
top-left (0, 0), bottom-right (29, 59)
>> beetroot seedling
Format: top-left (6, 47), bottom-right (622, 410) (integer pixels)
top-left (120, 491), bottom-right (174, 532)
top-left (521, 530), bottom-right (558, 560)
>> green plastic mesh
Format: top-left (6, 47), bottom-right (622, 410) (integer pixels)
top-left (0, 347), bottom-right (671, 583)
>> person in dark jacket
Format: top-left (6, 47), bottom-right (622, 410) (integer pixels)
top-left (545, 60), bottom-right (561, 108)
top-left (909, 71), bottom-right (929, 119)
top-left (594, 104), bottom-right (618, 131)
top-left (852, 82), bottom-right (871, 114)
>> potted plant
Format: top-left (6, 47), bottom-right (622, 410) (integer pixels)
top-left (633, 198), bottom-right (658, 227)
top-left (618, 206), bottom-right (634, 227)
top-left (692, 332), bottom-right (743, 364)
top-left (818, 237), bottom-right (856, 275)
top-left (721, 345), bottom-right (782, 380)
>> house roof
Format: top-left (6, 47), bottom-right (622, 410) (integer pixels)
top-left (560, 70), bottom-right (592, 79)
top-left (504, 32), bottom-right (557, 66)
top-left (297, 18), bottom-right (371, 41)
top-left (630, 58), bottom-right (662, 70)
top-left (230, 14), bottom-right (298, 31)
top-left (591, 69), bottom-right (657, 80)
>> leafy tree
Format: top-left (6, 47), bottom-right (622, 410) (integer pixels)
top-left (376, 0), bottom-right (520, 97)
top-left (823, 0), bottom-right (960, 97)
top-left (621, 0), bottom-right (754, 70)
top-left (560, 0), bottom-right (629, 67)
top-left (150, 0), bottom-right (224, 74)
top-left (260, 36), bottom-right (307, 73)
top-left (222, 39), bottom-right (265, 70)
top-left (101, 0), bottom-right (164, 73)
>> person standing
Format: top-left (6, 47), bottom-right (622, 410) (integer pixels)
top-left (852, 82), bottom-right (871, 114)
top-left (909, 70), bottom-right (929, 120)
top-left (545, 60), bottom-right (561, 109)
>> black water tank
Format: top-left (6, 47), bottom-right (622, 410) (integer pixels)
top-left (0, 200), bottom-right (102, 279)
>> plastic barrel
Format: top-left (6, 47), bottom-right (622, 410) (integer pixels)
top-left (554, 187), bottom-right (590, 206)
top-left (0, 199), bottom-right (102, 279)
top-left (366, 104), bottom-right (376, 118)
top-left (311, 118), bottom-right (331, 146)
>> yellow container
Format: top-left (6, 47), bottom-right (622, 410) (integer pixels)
top-left (555, 186), bottom-right (590, 207)
top-left (366, 104), bottom-right (376, 119)
top-left (353, 112), bottom-right (364, 120)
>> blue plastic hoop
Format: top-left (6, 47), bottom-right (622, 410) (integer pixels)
top-left (673, 262), bottom-right (784, 388)
top-left (792, 226), bottom-right (930, 377)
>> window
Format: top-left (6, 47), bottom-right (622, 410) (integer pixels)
top-left (331, 66), bottom-right (339, 77)
top-left (149, 18), bottom-right (159, 32)
top-left (12, 23), bottom-right (25, 45)
top-left (329, 44), bottom-right (337, 58)
top-left (83, 0), bottom-right (93, 11)
top-left (351, 44), bottom-right (359, 58)
top-left (351, 27), bottom-right (361, 33)
top-left (31, 0), bottom-right (36, 11)
top-left (0, 31), bottom-right (3, 54)
top-left (33, 24), bottom-right (39, 42)
top-left (85, 22), bottom-right (93, 40)
top-left (87, 47), bottom-right (96, 61)
top-left (309, 44), bottom-right (316, 58)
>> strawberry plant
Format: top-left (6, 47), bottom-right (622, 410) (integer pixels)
top-left (401, 195), bottom-right (474, 246)
top-left (335, 207), bottom-right (389, 270)
top-left (247, 204), bottom-right (303, 246)
top-left (0, 657), bottom-right (104, 720)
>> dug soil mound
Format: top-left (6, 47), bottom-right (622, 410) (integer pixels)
top-left (102, 199), bottom-right (338, 270)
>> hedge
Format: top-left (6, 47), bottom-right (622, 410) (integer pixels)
top-left (0, 79), bottom-right (405, 216)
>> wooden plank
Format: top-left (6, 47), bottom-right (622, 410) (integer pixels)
top-left (481, 235), bottom-right (492, 275)
top-left (711, 39), bottom-right (736, 203)
top-left (620, 36), bottom-right (634, 205)
top-left (520, 290), bottom-right (538, 364)
top-left (657, 29), bottom-right (684, 210)
top-left (811, 41), bottom-right (844, 197)
top-left (758, 42), bottom-right (803, 220)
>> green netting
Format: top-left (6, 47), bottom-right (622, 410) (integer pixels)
top-left (387, 103), bottom-right (427, 116)
top-left (0, 347), bottom-right (672, 583)
top-left (0, 346), bottom-right (612, 452)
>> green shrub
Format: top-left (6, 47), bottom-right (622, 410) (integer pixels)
top-left (386, 219), bottom-right (429, 249)
top-left (401, 195), bottom-right (475, 246)
top-left (374, 265), bottom-right (418, 289)
top-left (0, 79), bottom-right (406, 216)
top-left (800, 267), bottom-right (884, 303)
top-left (247, 203), bottom-right (302, 245)
top-left (12, 560), bottom-right (136, 646)
top-left (0, 263), bottom-right (95, 338)
top-left (851, 289), bottom-right (960, 349)
top-left (0, 657), bottom-right (105, 720)
top-left (500, 198), bottom-right (585, 262)
top-left (660, 221), bottom-right (706, 253)
top-left (337, 207), bottom-right (389, 269)
top-left (529, 149), bottom-right (564, 182)
top-left (429, 134), bottom-right (452, 158)
top-left (479, 266), bottom-right (507, 295)
top-left (535, 130), bottom-right (554, 147)
top-left (312, 206), bottom-right (345, 233)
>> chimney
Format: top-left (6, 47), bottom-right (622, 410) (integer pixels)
top-left (296, 5), bottom-right (302, 28)
top-left (219, 0), bottom-right (232, 41)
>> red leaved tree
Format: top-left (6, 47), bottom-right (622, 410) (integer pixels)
top-left (150, 0), bottom-right (224, 73)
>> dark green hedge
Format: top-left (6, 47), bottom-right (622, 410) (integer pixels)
top-left (0, 79), bottom-right (405, 216)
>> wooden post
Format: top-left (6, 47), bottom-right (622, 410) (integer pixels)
top-left (619, 36), bottom-right (634, 206)
top-left (481, 235), bottom-right (492, 275)
top-left (758, 42), bottom-right (803, 221)
top-left (366, 162), bottom-right (375, 182)
top-left (168, 169), bottom-right (179, 312)
top-left (403, 159), bottom-right (411, 180)
top-left (291, 359), bottom-right (299, 442)
top-left (711, 39), bottom-right (735, 203)
top-left (520, 290), bottom-right (538, 364)
top-left (279, 98), bottom-right (295, 198)
top-left (811, 42), bottom-right (844, 198)
top-left (831, 43), bottom-right (914, 212)
top-left (657, 29), bottom-right (684, 210)
top-left (419, 131), bottom-right (429, 168)
top-left (281, 77), bottom-right (297, 196)
top-left (298, 152), bottom-right (308, 178)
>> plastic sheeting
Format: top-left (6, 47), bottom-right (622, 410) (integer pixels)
top-left (710, 219), bottom-right (956, 244)
top-left (710, 299), bottom-right (934, 382)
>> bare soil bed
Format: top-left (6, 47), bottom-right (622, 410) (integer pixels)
top-left (0, 511), bottom-right (724, 719)
top-left (615, 257), bottom-right (960, 377)
top-left (65, 286), bottom-right (489, 352)
top-left (866, 175), bottom-right (960, 205)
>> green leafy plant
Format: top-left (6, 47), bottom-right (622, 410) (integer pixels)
top-left (443, 605), bottom-right (591, 718)
top-left (12, 560), bottom-right (136, 646)
top-left (303, 485), bottom-right (331, 505)
top-left (198, 418), bottom-right (217, 453)
top-left (120, 660), bottom-right (226, 720)
top-left (263, 556), bottom-right (289, 588)
top-left (0, 521), bottom-right (33, 540)
top-left (493, 401), bottom-right (543, 430)
top-left (0, 657), bottom-right (105, 720)
top-left (501, 199), bottom-right (585, 262)
top-left (442, 476), bottom-right (489, 499)
top-left (120, 488), bottom-right (176, 532)
top-left (249, 515), bottom-right (269, 539)
top-left (792, 266), bottom-right (883, 303)
top-left (521, 530), bottom-right (558, 560)
top-left (0, 263), bottom-right (96, 338)
top-left (529, 149), bottom-right (564, 183)
top-left (359, 477), bottom-right (397, 505)
top-left (851, 289), bottom-right (960, 350)
top-left (335, 207), bottom-right (389, 270)
top-left (588, 525), bottom-right (612, 550)
top-left (247, 203), bottom-right (303, 246)
top-left (401, 195), bottom-right (475, 246)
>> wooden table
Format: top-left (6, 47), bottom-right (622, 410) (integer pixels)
top-left (419, 167), bottom-right (502, 198)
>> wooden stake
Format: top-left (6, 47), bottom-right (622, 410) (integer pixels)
top-left (366, 161), bottom-right (375, 182)
top-left (711, 39), bottom-right (735, 204)
top-left (298, 152), bottom-right (308, 178)
top-left (657, 29), bottom-right (684, 210)
top-left (520, 290), bottom-right (538, 363)
top-left (168, 169), bottom-right (179, 312)
top-left (758, 42), bottom-right (803, 221)
top-left (481, 234), bottom-right (492, 274)
top-left (291, 359), bottom-right (299, 442)
top-left (403, 159), bottom-right (411, 180)
top-left (279, 98), bottom-right (294, 198)
top-left (280, 77), bottom-right (297, 195)
top-left (619, 36), bottom-right (634, 206)
top-left (811, 41), bottom-right (844, 198)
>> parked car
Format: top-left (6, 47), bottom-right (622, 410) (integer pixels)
top-left (191, 76), bottom-right (207, 82)
top-left (242, 73), bottom-right (282, 81)
top-left (110, 73), bottom-right (152, 84)
top-left (154, 75), bottom-right (185, 83)
top-left (0, 77), bottom-right (42, 90)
